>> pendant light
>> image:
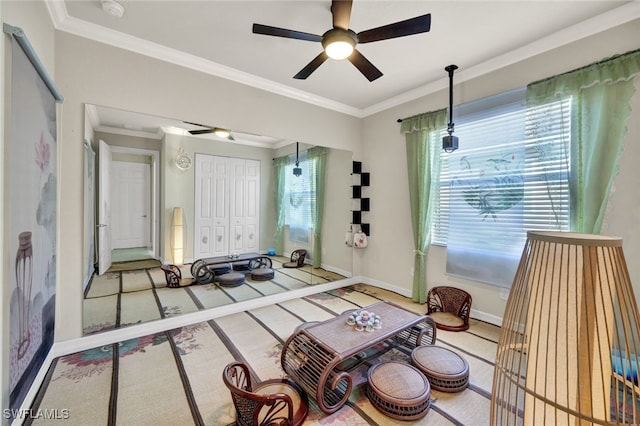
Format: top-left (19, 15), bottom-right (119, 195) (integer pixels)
top-left (293, 142), bottom-right (302, 177)
top-left (443, 64), bottom-right (459, 153)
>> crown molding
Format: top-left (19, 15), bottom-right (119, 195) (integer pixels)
top-left (47, 1), bottom-right (640, 119)
top-left (45, 1), bottom-right (364, 117)
top-left (362, 1), bottom-right (640, 117)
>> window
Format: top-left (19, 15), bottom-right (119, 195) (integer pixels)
top-left (432, 89), bottom-right (572, 287)
top-left (283, 156), bottom-right (317, 243)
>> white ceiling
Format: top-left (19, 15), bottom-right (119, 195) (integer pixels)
top-left (48, 0), bottom-right (640, 120)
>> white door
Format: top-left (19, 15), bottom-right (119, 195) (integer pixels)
top-left (194, 155), bottom-right (260, 259)
top-left (98, 140), bottom-right (112, 275)
top-left (111, 161), bottom-right (151, 249)
top-left (194, 154), bottom-right (229, 259)
top-left (245, 160), bottom-right (260, 252)
top-left (228, 159), bottom-right (260, 254)
top-left (229, 159), bottom-right (246, 253)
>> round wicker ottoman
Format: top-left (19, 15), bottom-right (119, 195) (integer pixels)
top-left (411, 345), bottom-right (469, 392)
top-left (367, 362), bottom-right (431, 420)
top-left (216, 272), bottom-right (245, 287)
top-left (251, 268), bottom-right (275, 281)
top-left (232, 260), bottom-right (251, 271)
top-left (210, 263), bottom-right (232, 275)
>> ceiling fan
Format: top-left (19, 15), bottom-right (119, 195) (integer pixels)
top-left (184, 121), bottom-right (234, 140)
top-left (252, 0), bottom-right (431, 82)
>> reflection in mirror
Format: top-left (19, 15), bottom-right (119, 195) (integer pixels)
top-left (82, 105), bottom-right (353, 336)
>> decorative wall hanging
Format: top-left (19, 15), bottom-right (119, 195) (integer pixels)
top-left (351, 161), bottom-right (370, 236)
top-left (353, 227), bottom-right (368, 248)
top-left (175, 147), bottom-right (192, 170)
top-left (4, 23), bottom-right (64, 417)
top-left (345, 225), bottom-right (353, 247)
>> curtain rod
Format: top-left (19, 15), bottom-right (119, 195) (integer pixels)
top-left (3, 23), bottom-right (64, 102)
top-left (398, 48), bottom-right (640, 123)
top-left (528, 47), bottom-right (640, 87)
top-left (397, 108), bottom-right (445, 123)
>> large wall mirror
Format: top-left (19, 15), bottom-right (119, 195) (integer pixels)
top-left (82, 104), bottom-right (353, 336)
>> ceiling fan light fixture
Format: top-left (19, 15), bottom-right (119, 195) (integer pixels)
top-left (213, 128), bottom-right (231, 139)
top-left (322, 29), bottom-right (356, 60)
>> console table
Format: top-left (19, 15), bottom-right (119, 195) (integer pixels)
top-left (280, 301), bottom-right (436, 414)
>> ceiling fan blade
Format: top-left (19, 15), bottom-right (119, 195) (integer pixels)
top-left (188, 128), bottom-right (215, 135)
top-left (331, 0), bottom-right (353, 30)
top-left (252, 23), bottom-right (323, 42)
top-left (183, 121), bottom-right (209, 128)
top-left (356, 13), bottom-right (431, 44)
top-left (294, 51), bottom-right (329, 80)
top-left (348, 49), bottom-right (383, 82)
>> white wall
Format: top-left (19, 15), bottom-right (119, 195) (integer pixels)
top-left (361, 20), bottom-right (640, 324)
top-left (1, 0), bottom-right (57, 416)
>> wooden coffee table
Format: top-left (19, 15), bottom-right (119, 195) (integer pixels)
top-left (280, 301), bottom-right (436, 414)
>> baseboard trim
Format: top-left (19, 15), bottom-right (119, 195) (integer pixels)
top-left (360, 276), bottom-right (503, 327)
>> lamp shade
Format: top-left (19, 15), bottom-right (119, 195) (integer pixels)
top-left (170, 207), bottom-right (185, 265)
top-left (491, 231), bottom-right (640, 425)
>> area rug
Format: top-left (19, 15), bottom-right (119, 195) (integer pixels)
top-left (35, 284), bottom-right (500, 425)
top-left (107, 259), bottom-right (162, 272)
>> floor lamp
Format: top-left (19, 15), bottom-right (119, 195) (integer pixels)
top-left (491, 231), bottom-right (640, 425)
top-left (170, 207), bottom-right (185, 265)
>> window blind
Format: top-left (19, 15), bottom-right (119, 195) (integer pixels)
top-left (283, 155), bottom-right (317, 242)
top-left (433, 93), bottom-right (572, 287)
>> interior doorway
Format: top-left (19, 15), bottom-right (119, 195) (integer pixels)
top-left (97, 144), bottom-right (160, 273)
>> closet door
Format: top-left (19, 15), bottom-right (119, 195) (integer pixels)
top-left (195, 155), bottom-right (259, 259)
top-left (194, 154), bottom-right (229, 259)
top-left (229, 159), bottom-right (246, 253)
top-left (244, 160), bottom-right (260, 252)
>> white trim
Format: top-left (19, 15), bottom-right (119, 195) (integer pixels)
top-left (362, 2), bottom-right (640, 116)
top-left (44, 1), bottom-right (640, 118)
top-left (359, 275), bottom-right (503, 327)
top-left (320, 263), bottom-right (352, 278)
top-left (13, 350), bottom-right (58, 425)
top-left (470, 309), bottom-right (503, 328)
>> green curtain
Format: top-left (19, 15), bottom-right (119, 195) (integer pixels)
top-left (308, 146), bottom-right (327, 268)
top-left (272, 156), bottom-right (289, 254)
top-left (527, 49), bottom-right (640, 233)
top-left (401, 109), bottom-right (447, 303)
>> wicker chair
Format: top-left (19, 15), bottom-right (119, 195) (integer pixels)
top-left (426, 286), bottom-right (472, 331)
top-left (283, 249), bottom-right (307, 268)
top-left (159, 264), bottom-right (193, 288)
top-left (222, 362), bottom-right (309, 426)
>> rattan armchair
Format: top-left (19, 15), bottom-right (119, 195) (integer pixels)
top-left (283, 249), bottom-right (307, 268)
top-left (159, 264), bottom-right (193, 288)
top-left (426, 286), bottom-right (472, 331)
top-left (222, 361), bottom-right (309, 426)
